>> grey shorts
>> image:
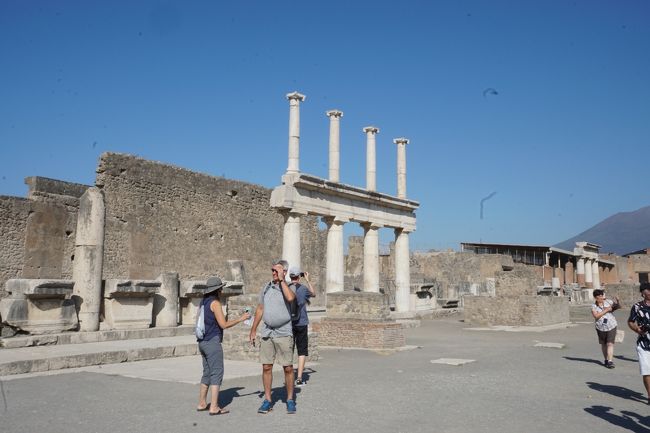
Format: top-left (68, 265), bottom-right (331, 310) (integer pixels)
top-left (259, 335), bottom-right (294, 366)
top-left (596, 327), bottom-right (617, 344)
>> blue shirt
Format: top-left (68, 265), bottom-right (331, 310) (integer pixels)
top-left (292, 283), bottom-right (313, 327)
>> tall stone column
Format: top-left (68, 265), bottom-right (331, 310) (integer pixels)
top-left (592, 260), bottom-right (601, 290)
top-left (327, 110), bottom-right (344, 182)
top-left (72, 187), bottom-right (105, 332)
top-left (394, 138), bottom-right (409, 199)
top-left (576, 257), bottom-right (585, 287)
top-left (153, 272), bottom-right (179, 327)
top-left (324, 217), bottom-right (345, 293)
top-left (286, 91), bottom-right (306, 174)
top-left (364, 126), bottom-right (379, 192)
top-left (362, 223), bottom-right (380, 292)
top-left (282, 211), bottom-right (302, 270)
top-left (585, 259), bottom-right (593, 288)
top-left (394, 228), bottom-right (411, 313)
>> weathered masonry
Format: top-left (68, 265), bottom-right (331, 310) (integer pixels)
top-left (271, 92), bottom-right (419, 313)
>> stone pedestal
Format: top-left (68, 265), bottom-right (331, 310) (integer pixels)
top-left (103, 279), bottom-right (160, 330)
top-left (152, 272), bottom-right (179, 327)
top-left (317, 292), bottom-right (405, 350)
top-left (0, 279), bottom-right (77, 334)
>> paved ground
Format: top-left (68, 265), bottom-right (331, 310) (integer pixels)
top-left (1, 311), bottom-right (648, 433)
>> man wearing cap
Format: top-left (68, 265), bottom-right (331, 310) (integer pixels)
top-left (628, 281), bottom-right (650, 405)
top-left (288, 266), bottom-right (315, 387)
top-left (249, 260), bottom-right (297, 414)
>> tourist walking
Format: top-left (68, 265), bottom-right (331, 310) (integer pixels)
top-left (591, 289), bottom-right (620, 368)
top-left (249, 261), bottom-right (297, 414)
top-left (288, 266), bottom-right (315, 387)
top-left (196, 276), bottom-right (250, 415)
top-left (627, 282), bottom-right (650, 405)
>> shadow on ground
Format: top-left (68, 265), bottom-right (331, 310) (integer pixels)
top-left (584, 405), bottom-right (650, 433)
top-left (586, 382), bottom-right (647, 403)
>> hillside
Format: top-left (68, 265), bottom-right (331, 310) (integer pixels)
top-left (554, 205), bottom-right (650, 255)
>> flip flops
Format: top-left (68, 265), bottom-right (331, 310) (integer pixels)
top-left (209, 408), bottom-right (230, 416)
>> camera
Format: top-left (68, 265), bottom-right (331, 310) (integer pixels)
top-left (300, 272), bottom-right (305, 277)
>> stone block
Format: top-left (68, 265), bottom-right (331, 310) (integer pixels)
top-left (103, 279), bottom-right (159, 330)
top-left (0, 279), bottom-right (77, 334)
top-left (325, 292), bottom-right (391, 321)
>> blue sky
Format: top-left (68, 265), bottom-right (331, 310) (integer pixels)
top-left (1, 0), bottom-right (649, 252)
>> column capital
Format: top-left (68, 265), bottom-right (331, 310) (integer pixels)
top-left (321, 216), bottom-right (349, 225)
top-left (361, 221), bottom-right (383, 230)
top-left (393, 137), bottom-right (409, 145)
top-left (286, 91), bottom-right (306, 102)
top-left (363, 126), bottom-right (380, 134)
top-left (326, 110), bottom-right (344, 118)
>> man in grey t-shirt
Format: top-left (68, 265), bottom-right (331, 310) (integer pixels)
top-left (249, 260), bottom-right (297, 414)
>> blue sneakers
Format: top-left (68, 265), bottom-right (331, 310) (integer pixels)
top-left (257, 399), bottom-right (272, 414)
top-left (286, 399), bottom-right (296, 414)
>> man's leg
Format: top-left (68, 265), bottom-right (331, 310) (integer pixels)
top-left (284, 365), bottom-right (295, 401)
top-left (297, 355), bottom-right (306, 381)
top-left (262, 364), bottom-right (273, 402)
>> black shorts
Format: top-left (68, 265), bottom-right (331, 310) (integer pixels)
top-left (293, 325), bottom-right (309, 356)
top-left (596, 327), bottom-right (617, 344)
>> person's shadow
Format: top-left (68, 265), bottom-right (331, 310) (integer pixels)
top-left (218, 387), bottom-right (246, 407)
top-left (614, 355), bottom-right (637, 363)
top-left (584, 405), bottom-right (649, 432)
top-left (563, 356), bottom-right (604, 366)
top-left (586, 382), bottom-right (647, 404)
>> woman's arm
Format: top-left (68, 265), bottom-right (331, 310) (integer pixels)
top-left (211, 299), bottom-right (249, 329)
top-left (592, 305), bottom-right (612, 320)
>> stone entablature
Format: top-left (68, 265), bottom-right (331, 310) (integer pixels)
top-left (271, 173), bottom-right (418, 231)
top-left (0, 279), bottom-right (77, 334)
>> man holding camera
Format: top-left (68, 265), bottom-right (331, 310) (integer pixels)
top-left (249, 260), bottom-right (297, 414)
top-left (288, 266), bottom-right (316, 387)
top-left (628, 282), bottom-right (650, 405)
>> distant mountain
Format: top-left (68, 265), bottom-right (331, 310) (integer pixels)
top-left (554, 205), bottom-right (650, 255)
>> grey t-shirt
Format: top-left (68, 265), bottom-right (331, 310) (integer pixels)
top-left (258, 282), bottom-right (294, 338)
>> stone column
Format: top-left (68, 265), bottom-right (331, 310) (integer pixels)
top-left (394, 228), bottom-right (411, 312)
top-left (364, 126), bottom-right (379, 192)
top-left (72, 187), bottom-right (105, 332)
top-left (153, 272), bottom-right (179, 327)
top-left (394, 138), bottom-right (409, 199)
top-left (324, 217), bottom-right (346, 293)
top-left (327, 110), bottom-right (344, 182)
top-left (282, 211), bottom-right (302, 270)
top-left (286, 91), bottom-right (306, 174)
top-left (585, 259), bottom-right (593, 288)
top-left (592, 260), bottom-right (601, 290)
top-left (362, 223), bottom-right (380, 293)
top-left (576, 257), bottom-right (585, 287)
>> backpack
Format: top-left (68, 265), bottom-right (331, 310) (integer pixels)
top-left (195, 299), bottom-right (206, 339)
top-left (263, 282), bottom-right (299, 323)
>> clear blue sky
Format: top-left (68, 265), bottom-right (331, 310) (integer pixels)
top-left (1, 1), bottom-right (649, 252)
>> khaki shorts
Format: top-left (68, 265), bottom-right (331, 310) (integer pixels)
top-left (260, 335), bottom-right (294, 366)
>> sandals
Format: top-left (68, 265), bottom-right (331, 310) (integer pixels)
top-left (209, 408), bottom-right (230, 416)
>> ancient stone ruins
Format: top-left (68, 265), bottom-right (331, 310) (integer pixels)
top-left (1, 91), bottom-right (649, 358)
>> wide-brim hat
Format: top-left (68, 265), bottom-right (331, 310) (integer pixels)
top-left (206, 276), bottom-right (225, 291)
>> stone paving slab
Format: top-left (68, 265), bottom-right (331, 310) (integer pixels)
top-left (0, 325), bottom-right (194, 348)
top-left (0, 335), bottom-right (198, 375)
top-left (533, 342), bottom-right (566, 349)
top-left (430, 358), bottom-right (476, 366)
top-left (464, 322), bottom-right (575, 332)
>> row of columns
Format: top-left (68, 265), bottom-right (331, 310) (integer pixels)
top-left (283, 92), bottom-right (413, 312)
top-left (576, 257), bottom-right (601, 289)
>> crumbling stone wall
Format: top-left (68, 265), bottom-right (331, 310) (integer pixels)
top-left (96, 153), bottom-right (326, 300)
top-left (464, 264), bottom-right (569, 326)
top-left (410, 251), bottom-right (514, 300)
top-left (0, 196), bottom-right (29, 296)
top-left (0, 177), bottom-right (85, 297)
